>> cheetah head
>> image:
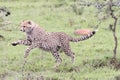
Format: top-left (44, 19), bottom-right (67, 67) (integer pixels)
top-left (20, 20), bottom-right (35, 33)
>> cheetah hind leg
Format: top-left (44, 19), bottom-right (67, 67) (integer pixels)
top-left (69, 51), bottom-right (75, 64)
top-left (61, 42), bottom-right (75, 64)
top-left (64, 49), bottom-right (75, 64)
top-left (52, 52), bottom-right (62, 68)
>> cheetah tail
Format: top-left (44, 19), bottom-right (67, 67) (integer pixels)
top-left (69, 30), bottom-right (97, 42)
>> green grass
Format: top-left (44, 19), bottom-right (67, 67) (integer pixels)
top-left (0, 0), bottom-right (120, 80)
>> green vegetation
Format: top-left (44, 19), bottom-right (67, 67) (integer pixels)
top-left (0, 0), bottom-right (120, 80)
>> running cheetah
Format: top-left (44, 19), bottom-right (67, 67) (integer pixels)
top-left (12, 20), bottom-right (96, 67)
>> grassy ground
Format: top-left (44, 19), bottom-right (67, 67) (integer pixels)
top-left (0, 0), bottom-right (120, 80)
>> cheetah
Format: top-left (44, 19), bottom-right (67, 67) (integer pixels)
top-left (12, 20), bottom-right (96, 67)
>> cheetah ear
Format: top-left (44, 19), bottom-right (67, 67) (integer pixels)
top-left (28, 21), bottom-right (32, 25)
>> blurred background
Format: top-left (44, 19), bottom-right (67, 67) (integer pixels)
top-left (0, 0), bottom-right (120, 80)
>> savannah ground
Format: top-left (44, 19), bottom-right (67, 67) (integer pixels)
top-left (0, 0), bottom-right (120, 80)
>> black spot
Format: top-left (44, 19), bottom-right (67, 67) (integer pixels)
top-left (56, 46), bottom-right (61, 51)
top-left (11, 43), bottom-right (17, 46)
top-left (5, 11), bottom-right (10, 16)
top-left (92, 31), bottom-right (96, 34)
top-left (7, 11), bottom-right (10, 15)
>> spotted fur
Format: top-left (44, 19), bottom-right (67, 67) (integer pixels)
top-left (12, 20), bottom-right (96, 67)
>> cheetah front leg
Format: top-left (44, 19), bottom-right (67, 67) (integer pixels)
top-left (11, 39), bottom-right (32, 46)
top-left (24, 43), bottom-right (38, 58)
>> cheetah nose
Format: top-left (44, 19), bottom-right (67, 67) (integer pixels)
top-left (20, 29), bottom-right (23, 31)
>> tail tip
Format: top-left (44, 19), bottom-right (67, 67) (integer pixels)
top-left (92, 29), bottom-right (98, 34)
